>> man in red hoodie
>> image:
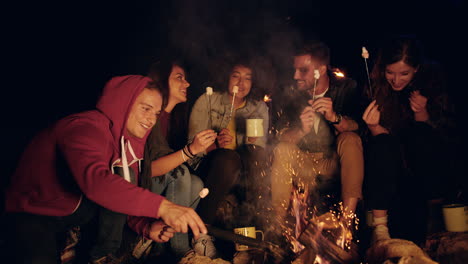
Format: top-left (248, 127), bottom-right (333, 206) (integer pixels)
top-left (4, 75), bottom-right (207, 264)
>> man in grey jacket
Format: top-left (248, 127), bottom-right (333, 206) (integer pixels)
top-left (271, 41), bottom-right (364, 237)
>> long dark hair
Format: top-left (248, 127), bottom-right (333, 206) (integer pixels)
top-left (148, 58), bottom-right (189, 150)
top-left (371, 35), bottom-right (451, 132)
top-left (369, 35), bottom-right (424, 131)
top-left (371, 35), bottom-right (424, 100)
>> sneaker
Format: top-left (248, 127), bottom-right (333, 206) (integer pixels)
top-left (372, 224), bottom-right (391, 244)
top-left (191, 234), bottom-right (217, 259)
top-left (178, 249), bottom-right (196, 263)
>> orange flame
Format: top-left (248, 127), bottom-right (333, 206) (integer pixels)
top-left (263, 94), bottom-right (272, 102)
top-left (333, 69), bottom-right (345, 78)
top-left (314, 254), bottom-right (330, 264)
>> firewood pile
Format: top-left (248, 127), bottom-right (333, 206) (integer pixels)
top-left (424, 231), bottom-right (468, 264)
top-left (293, 219), bottom-right (359, 264)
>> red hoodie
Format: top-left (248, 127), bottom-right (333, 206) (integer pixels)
top-left (6, 76), bottom-right (163, 232)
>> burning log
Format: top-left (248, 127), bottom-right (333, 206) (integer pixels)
top-left (206, 225), bottom-right (287, 261)
top-left (296, 220), bottom-right (357, 264)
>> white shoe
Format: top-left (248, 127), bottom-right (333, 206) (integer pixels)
top-left (372, 224), bottom-right (391, 244)
top-left (192, 234), bottom-right (217, 259)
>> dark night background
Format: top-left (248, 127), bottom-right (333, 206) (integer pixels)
top-left (3, 0), bottom-right (467, 199)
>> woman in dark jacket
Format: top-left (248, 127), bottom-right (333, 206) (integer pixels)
top-left (362, 35), bottom-right (456, 245)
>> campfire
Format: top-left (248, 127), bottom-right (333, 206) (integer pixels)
top-left (285, 181), bottom-right (359, 264)
top-left (187, 181), bottom-right (359, 264)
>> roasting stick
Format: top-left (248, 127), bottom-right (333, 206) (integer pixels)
top-left (206, 87), bottom-right (213, 129)
top-left (229, 85), bottom-right (239, 119)
top-left (220, 85), bottom-right (239, 130)
top-left (312, 69), bottom-right (320, 100)
top-left (133, 188), bottom-right (210, 259)
top-left (362, 46), bottom-right (373, 98)
top-left (189, 188), bottom-right (209, 208)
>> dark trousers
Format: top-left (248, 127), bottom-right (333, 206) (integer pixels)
top-left (195, 145), bottom-right (267, 226)
top-left (364, 122), bottom-right (446, 244)
top-left (4, 197), bottom-right (97, 264)
top-left (236, 144), bottom-right (269, 227)
top-left (88, 207), bottom-right (127, 260)
top-left (196, 148), bottom-right (242, 225)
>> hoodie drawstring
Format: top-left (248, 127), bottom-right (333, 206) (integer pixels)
top-left (121, 136), bottom-right (131, 182)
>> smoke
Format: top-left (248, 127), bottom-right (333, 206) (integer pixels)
top-left (155, 0), bottom-right (303, 100)
top-left (152, 0), bottom-right (334, 257)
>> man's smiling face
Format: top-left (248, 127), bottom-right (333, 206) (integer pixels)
top-left (293, 54), bottom-right (320, 91)
top-left (126, 88), bottom-right (162, 138)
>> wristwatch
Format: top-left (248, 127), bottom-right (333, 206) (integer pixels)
top-left (329, 113), bottom-right (342, 125)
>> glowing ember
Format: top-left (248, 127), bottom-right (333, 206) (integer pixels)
top-left (314, 254), bottom-right (330, 264)
top-left (333, 69), bottom-right (345, 78)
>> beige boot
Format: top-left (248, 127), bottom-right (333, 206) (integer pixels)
top-left (372, 216), bottom-right (391, 244)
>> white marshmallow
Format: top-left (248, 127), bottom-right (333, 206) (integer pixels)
top-left (206, 87), bottom-right (213, 95)
top-left (199, 188), bottom-right (209, 198)
top-left (314, 69), bottom-right (320, 80)
top-left (362, 46), bottom-right (370, 59)
top-left (233, 86), bottom-right (239, 93)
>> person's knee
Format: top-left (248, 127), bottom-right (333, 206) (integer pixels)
top-left (191, 174), bottom-right (204, 193)
top-left (337, 132), bottom-right (362, 147)
top-left (370, 133), bottom-right (395, 147)
top-left (336, 132), bottom-right (363, 157)
top-left (211, 148), bottom-right (241, 169)
top-left (207, 149), bottom-right (242, 186)
top-left (273, 142), bottom-right (299, 157)
top-left (368, 133), bottom-right (400, 156)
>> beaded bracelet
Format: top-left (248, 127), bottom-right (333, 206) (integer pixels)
top-left (186, 144), bottom-right (195, 157)
top-left (182, 146), bottom-right (191, 159)
top-left (182, 145), bottom-right (195, 159)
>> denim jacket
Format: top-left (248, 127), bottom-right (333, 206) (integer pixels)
top-left (188, 91), bottom-right (269, 167)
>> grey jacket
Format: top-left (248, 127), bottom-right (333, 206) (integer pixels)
top-left (275, 75), bottom-right (359, 156)
top-left (188, 91), bottom-right (269, 164)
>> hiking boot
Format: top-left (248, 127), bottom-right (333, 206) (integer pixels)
top-left (191, 233), bottom-right (217, 259)
top-left (89, 254), bottom-right (122, 264)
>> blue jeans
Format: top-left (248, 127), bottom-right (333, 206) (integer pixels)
top-left (151, 164), bottom-right (203, 257)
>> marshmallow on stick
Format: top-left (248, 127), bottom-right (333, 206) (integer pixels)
top-left (189, 188), bottom-right (210, 208)
top-left (206, 86), bottom-right (213, 95)
top-left (362, 46), bottom-right (372, 98)
top-left (229, 85), bottom-right (239, 120)
top-left (133, 188), bottom-right (209, 259)
top-left (361, 46), bottom-right (369, 59)
top-left (206, 87), bottom-right (213, 128)
top-left (313, 69), bottom-right (320, 100)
